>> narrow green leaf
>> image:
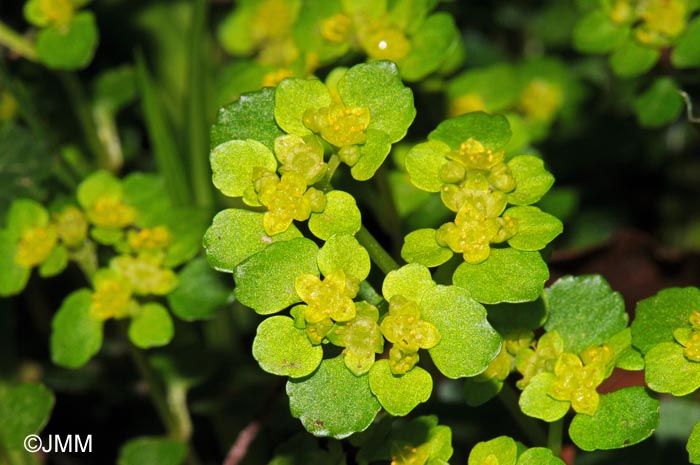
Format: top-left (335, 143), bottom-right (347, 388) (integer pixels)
top-left (252, 316), bottom-right (323, 378)
top-left (50, 289), bottom-right (103, 368)
top-left (287, 356), bottom-right (381, 438)
top-left (569, 387), bottom-right (659, 451)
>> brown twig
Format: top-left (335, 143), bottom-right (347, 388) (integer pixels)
top-left (222, 421), bottom-right (261, 465)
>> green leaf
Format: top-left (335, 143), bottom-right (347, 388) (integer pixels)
top-left (0, 384), bottom-right (54, 451)
top-left (672, 16), bottom-right (700, 68)
top-left (544, 275), bottom-right (628, 354)
top-left (506, 155), bottom-right (555, 206)
top-left (631, 287), bottom-right (700, 354)
top-left (128, 303), bottom-right (174, 349)
top-left (351, 129), bottom-right (392, 181)
top-left (6, 198), bottom-right (49, 238)
top-left (93, 66), bottom-right (137, 113)
top-left (447, 64), bottom-right (519, 113)
top-left (569, 387), bottom-right (659, 451)
top-left (287, 356), bottom-right (381, 438)
top-left (308, 190), bottom-right (362, 240)
top-left (464, 378), bottom-right (503, 407)
top-left (154, 208), bottom-right (209, 268)
top-left (210, 139), bottom-right (278, 199)
top-left (36, 12), bottom-right (98, 70)
top-left (203, 209), bottom-right (301, 272)
top-left (632, 77), bottom-right (683, 128)
top-left (609, 38), bottom-right (659, 78)
top-left (429, 112), bottom-right (511, 151)
top-left (644, 342), bottom-right (700, 396)
top-left (688, 421), bottom-right (700, 464)
top-left (50, 289), bottom-right (103, 368)
top-left (210, 87), bottom-right (285, 151)
top-left (421, 285), bottom-right (501, 378)
top-left (275, 78), bottom-right (332, 136)
top-left (519, 373), bottom-right (570, 422)
top-left (516, 447), bottom-right (565, 465)
top-left (486, 299), bottom-right (547, 332)
top-left (401, 229), bottom-right (453, 267)
top-left (38, 244), bottom-right (68, 277)
top-left (506, 206), bottom-right (563, 251)
top-left (573, 11), bottom-right (627, 53)
top-left (77, 170), bottom-right (122, 210)
top-left (252, 316), bottom-right (323, 378)
top-left (404, 140), bottom-right (451, 192)
top-left (399, 13), bottom-right (459, 82)
top-left (117, 437), bottom-right (187, 465)
top-left (468, 436), bottom-right (517, 465)
top-left (234, 237), bottom-right (319, 315)
top-left (382, 263), bottom-right (436, 303)
top-left (338, 61), bottom-right (416, 143)
top-left (167, 257), bottom-right (230, 321)
top-left (0, 231), bottom-right (30, 297)
top-left (369, 359), bottom-right (432, 416)
top-left (292, 0), bottom-right (348, 63)
top-left (453, 249), bottom-right (549, 304)
top-left (317, 233), bottom-right (371, 281)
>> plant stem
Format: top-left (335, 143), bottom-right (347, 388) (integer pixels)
top-left (355, 225), bottom-right (401, 274)
top-left (186, 0), bottom-right (214, 208)
top-left (0, 21), bottom-right (37, 61)
top-left (548, 417), bottom-right (564, 458)
top-left (498, 382), bottom-right (548, 446)
top-left (58, 73), bottom-right (113, 171)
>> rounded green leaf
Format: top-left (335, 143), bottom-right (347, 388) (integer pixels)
top-left (399, 12), bottom-right (459, 82)
top-left (252, 316), bottom-right (323, 378)
top-left (401, 229), bottom-right (453, 268)
top-left (308, 190), bottom-right (361, 241)
top-left (609, 38), bottom-right (659, 78)
top-left (287, 356), bottom-right (381, 438)
top-left (275, 78), bottom-right (331, 136)
top-left (453, 249), bottom-right (549, 304)
top-left (51, 289), bottom-right (103, 368)
top-left (421, 285), bottom-right (501, 378)
top-left (506, 206), bottom-right (563, 251)
top-left (129, 303), bottom-right (174, 349)
top-left (404, 140), bottom-right (451, 192)
top-left (632, 77), bottom-right (683, 128)
top-left (544, 275), bottom-right (628, 354)
top-left (317, 233), bottom-right (370, 281)
top-left (644, 342), bottom-right (700, 396)
top-left (468, 436), bottom-right (517, 465)
top-left (350, 129), bottom-right (392, 181)
top-left (38, 244), bottom-right (68, 277)
top-left (36, 12), bottom-right (98, 70)
top-left (337, 61), bottom-right (416, 143)
top-left (486, 299), bottom-right (547, 332)
top-left (117, 437), bottom-right (187, 465)
top-left (573, 11), bottom-right (627, 54)
top-left (631, 287), bottom-right (700, 355)
top-left (204, 209), bottom-right (301, 272)
top-left (234, 237), bottom-right (319, 315)
top-left (210, 139), bottom-right (277, 199)
top-left (516, 447), bottom-right (565, 465)
top-left (519, 373), bottom-right (570, 422)
top-left (447, 64), bottom-right (519, 113)
top-left (6, 198), bottom-right (49, 238)
top-left (383, 263), bottom-right (435, 303)
top-left (464, 378), bottom-right (503, 407)
top-left (167, 257), bottom-right (231, 321)
top-left (0, 384), bottom-right (54, 451)
top-left (0, 231), bottom-right (30, 297)
top-left (369, 359), bottom-right (432, 416)
top-left (672, 16), bottom-right (700, 68)
top-left (688, 421), bottom-right (700, 464)
top-left (429, 112), bottom-right (511, 151)
top-left (210, 87), bottom-right (285, 151)
top-left (569, 387), bottom-right (660, 451)
top-left (77, 170), bottom-right (122, 209)
top-left (506, 155), bottom-right (555, 206)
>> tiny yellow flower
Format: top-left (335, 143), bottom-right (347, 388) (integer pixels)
top-left (39, 0), bottom-right (75, 27)
top-left (261, 68), bottom-right (294, 88)
top-left (90, 272), bottom-right (137, 321)
top-left (303, 102), bottom-right (371, 148)
top-left (320, 13), bottom-right (352, 43)
top-left (274, 134), bottom-right (327, 184)
top-left (295, 269), bottom-right (358, 325)
top-left (549, 352), bottom-right (605, 415)
top-left (519, 79), bottom-right (563, 122)
top-left (515, 330), bottom-right (564, 389)
top-left (363, 28), bottom-right (412, 61)
top-left (86, 196), bottom-right (137, 229)
top-left (127, 226), bottom-right (171, 252)
top-left (110, 255), bottom-right (177, 296)
top-left (449, 94), bottom-right (488, 117)
top-left (14, 224), bottom-right (58, 268)
top-left (54, 206), bottom-right (88, 248)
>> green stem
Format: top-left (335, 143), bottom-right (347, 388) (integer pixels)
top-left (548, 417), bottom-right (564, 457)
top-left (355, 225), bottom-right (400, 274)
top-left (322, 154), bottom-right (341, 192)
top-left (0, 21), bottom-right (38, 61)
top-left (498, 382), bottom-right (548, 446)
top-left (186, 0), bottom-right (214, 208)
top-left (58, 73), bottom-right (112, 171)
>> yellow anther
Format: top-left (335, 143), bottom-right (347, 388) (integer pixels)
top-left (549, 352), bottom-right (605, 415)
top-left (295, 269), bottom-right (358, 325)
top-left (320, 13), bottom-right (352, 43)
top-left (86, 196), bottom-right (137, 229)
top-left (14, 224), bottom-right (58, 268)
top-left (127, 226), bottom-right (172, 252)
top-left (89, 275), bottom-right (136, 321)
